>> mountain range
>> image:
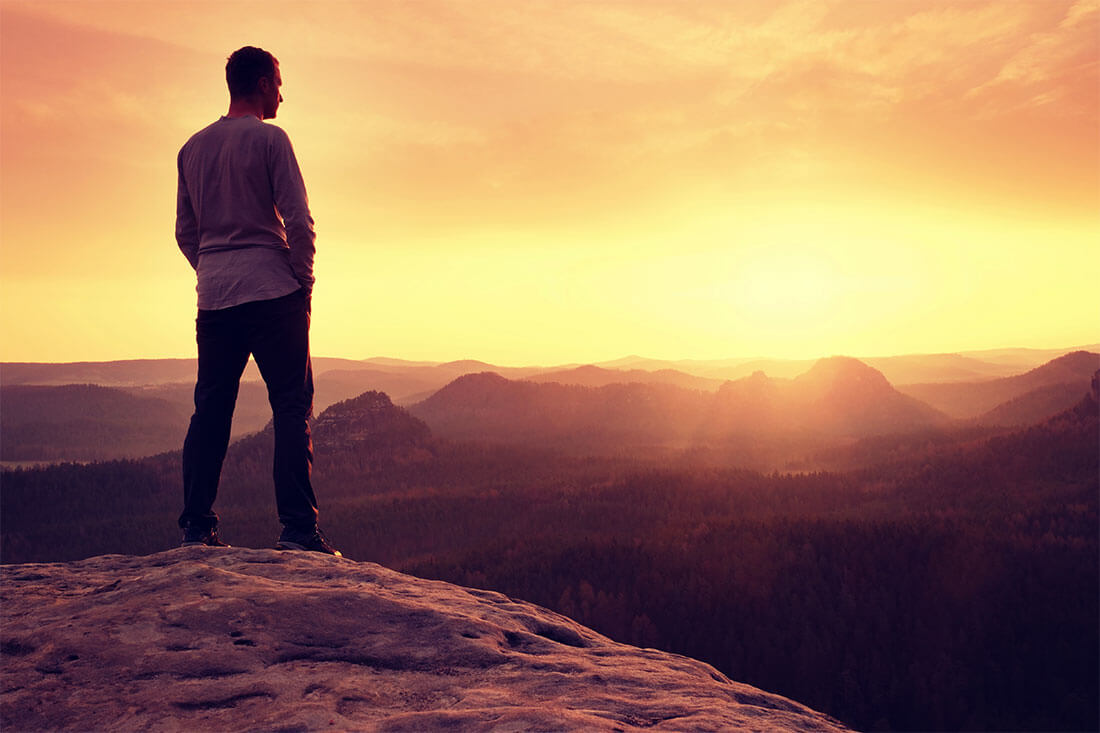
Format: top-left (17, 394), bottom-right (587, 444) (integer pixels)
top-left (5, 343), bottom-right (1095, 391)
top-left (3, 348), bottom-right (1096, 465)
top-left (409, 356), bottom-right (952, 452)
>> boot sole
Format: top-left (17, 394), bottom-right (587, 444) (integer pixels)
top-left (276, 541), bottom-right (341, 557)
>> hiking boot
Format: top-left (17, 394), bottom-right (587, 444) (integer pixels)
top-left (181, 524), bottom-right (230, 548)
top-left (276, 526), bottom-right (342, 557)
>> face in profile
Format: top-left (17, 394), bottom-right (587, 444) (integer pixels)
top-left (262, 63), bottom-right (283, 119)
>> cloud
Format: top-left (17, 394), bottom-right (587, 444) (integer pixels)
top-left (967, 0), bottom-right (1099, 113)
top-left (4, 0), bottom-right (1095, 232)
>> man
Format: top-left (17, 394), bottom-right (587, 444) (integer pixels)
top-left (175, 46), bottom-right (339, 556)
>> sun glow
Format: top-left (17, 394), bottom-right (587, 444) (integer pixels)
top-left (730, 248), bottom-right (840, 327)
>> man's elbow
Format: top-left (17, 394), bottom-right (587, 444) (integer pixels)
top-left (286, 224), bottom-right (316, 253)
top-left (176, 240), bottom-right (200, 269)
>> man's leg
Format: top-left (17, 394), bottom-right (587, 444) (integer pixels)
top-left (179, 306), bottom-right (251, 531)
top-left (248, 289), bottom-right (319, 531)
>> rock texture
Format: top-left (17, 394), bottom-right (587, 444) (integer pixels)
top-left (1, 549), bottom-right (848, 732)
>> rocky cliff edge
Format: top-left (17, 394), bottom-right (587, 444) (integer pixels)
top-left (1, 548), bottom-right (848, 732)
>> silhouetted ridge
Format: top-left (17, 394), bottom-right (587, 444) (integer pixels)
top-left (800, 357), bottom-right (946, 433)
top-left (977, 383), bottom-right (1092, 427)
top-left (413, 372), bottom-right (546, 418)
top-left (795, 356), bottom-right (893, 393)
top-left (313, 390), bottom-right (434, 457)
top-left (437, 370), bottom-right (514, 393)
top-left (708, 371), bottom-right (787, 433)
top-left (1051, 372), bottom-right (1099, 429)
top-left (1023, 350), bottom-right (1100, 383)
top-left (706, 359), bottom-right (946, 438)
top-left (0, 384), bottom-right (188, 461)
top-left (410, 373), bottom-right (708, 446)
top-left (715, 369), bottom-right (775, 393)
top-left (715, 370), bottom-right (779, 398)
top-left (898, 351), bottom-right (1100, 418)
top-left (529, 364), bottom-right (723, 391)
top-left (438, 359), bottom-right (497, 371)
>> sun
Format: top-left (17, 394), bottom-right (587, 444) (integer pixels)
top-left (728, 246), bottom-right (841, 328)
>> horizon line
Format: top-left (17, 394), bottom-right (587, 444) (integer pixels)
top-left (2, 342), bottom-right (1098, 369)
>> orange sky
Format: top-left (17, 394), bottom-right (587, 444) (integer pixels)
top-left (1, 0), bottom-right (1097, 364)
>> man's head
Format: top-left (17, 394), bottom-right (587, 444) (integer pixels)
top-left (225, 46), bottom-right (282, 119)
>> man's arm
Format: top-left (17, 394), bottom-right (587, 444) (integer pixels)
top-left (175, 152), bottom-right (200, 269)
top-left (269, 129), bottom-right (316, 293)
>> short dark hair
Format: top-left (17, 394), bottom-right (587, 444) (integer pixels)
top-left (225, 46), bottom-right (278, 98)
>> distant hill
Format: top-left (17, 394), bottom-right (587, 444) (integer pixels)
top-left (977, 381), bottom-right (1095, 427)
top-left (0, 385), bottom-right (188, 462)
top-left (409, 373), bottom-right (710, 449)
top-left (361, 356), bottom-right (442, 368)
top-left (528, 364), bottom-right (724, 391)
top-left (593, 355), bottom-right (683, 370)
top-left (701, 359), bottom-right (817, 381)
top-left (791, 357), bottom-right (948, 436)
top-left (897, 351), bottom-right (1100, 419)
top-left (702, 358), bottom-right (947, 439)
top-left (311, 368), bottom-right (446, 407)
top-left (1, 359), bottom-right (200, 387)
top-left (957, 344), bottom-right (1100, 368)
top-left (863, 353), bottom-right (1028, 384)
top-left (312, 390), bottom-right (435, 461)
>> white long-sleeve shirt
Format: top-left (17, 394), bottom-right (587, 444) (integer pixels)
top-left (176, 115), bottom-right (315, 310)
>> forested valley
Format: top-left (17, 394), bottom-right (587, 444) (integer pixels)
top-left (2, 391), bottom-right (1096, 731)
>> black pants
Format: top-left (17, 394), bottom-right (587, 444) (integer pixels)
top-left (179, 289), bottom-right (318, 532)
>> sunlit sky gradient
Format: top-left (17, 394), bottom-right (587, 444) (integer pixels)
top-left (1, 0), bottom-right (1097, 364)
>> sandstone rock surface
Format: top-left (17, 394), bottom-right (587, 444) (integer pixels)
top-left (1, 548), bottom-right (849, 732)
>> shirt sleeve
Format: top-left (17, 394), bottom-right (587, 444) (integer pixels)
top-left (269, 128), bottom-right (316, 292)
top-left (175, 150), bottom-right (200, 270)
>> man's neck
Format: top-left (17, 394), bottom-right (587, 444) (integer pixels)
top-left (226, 98), bottom-right (264, 120)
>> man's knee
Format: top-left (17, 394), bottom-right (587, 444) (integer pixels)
top-left (194, 385), bottom-right (240, 413)
top-left (271, 406), bottom-right (312, 427)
